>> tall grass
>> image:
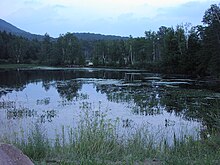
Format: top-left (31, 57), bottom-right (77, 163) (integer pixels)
top-left (6, 108), bottom-right (162, 164)
top-left (165, 100), bottom-right (220, 165)
top-left (15, 124), bottom-right (50, 160)
top-left (3, 103), bottom-right (220, 164)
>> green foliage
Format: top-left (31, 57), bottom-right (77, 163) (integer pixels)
top-left (16, 124), bottom-right (50, 160)
top-left (0, 96), bottom-right (217, 164)
top-left (9, 105), bottom-right (220, 164)
top-left (165, 136), bottom-right (220, 165)
top-left (0, 3), bottom-right (220, 77)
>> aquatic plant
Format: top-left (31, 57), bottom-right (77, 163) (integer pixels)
top-left (1, 100), bottom-right (219, 164)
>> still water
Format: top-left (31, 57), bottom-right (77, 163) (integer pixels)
top-left (0, 68), bottom-right (219, 142)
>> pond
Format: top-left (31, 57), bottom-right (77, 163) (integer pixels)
top-left (0, 68), bottom-right (219, 143)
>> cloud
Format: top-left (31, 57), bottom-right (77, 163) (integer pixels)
top-left (155, 0), bottom-right (220, 28)
top-left (5, 5), bottom-right (62, 34)
top-left (1, 0), bottom-right (220, 37)
top-left (74, 13), bottom-right (150, 37)
top-left (24, 0), bottom-right (41, 5)
top-left (52, 4), bottom-right (67, 9)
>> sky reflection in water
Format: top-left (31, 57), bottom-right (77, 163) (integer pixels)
top-left (1, 69), bottom-right (213, 143)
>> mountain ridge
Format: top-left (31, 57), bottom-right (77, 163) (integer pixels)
top-left (0, 19), bottom-right (45, 40)
top-left (0, 19), bottom-right (127, 41)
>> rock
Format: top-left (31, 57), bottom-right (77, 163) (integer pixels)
top-left (0, 144), bottom-right (34, 165)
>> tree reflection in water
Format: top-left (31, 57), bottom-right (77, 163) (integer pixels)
top-left (0, 69), bottom-right (219, 133)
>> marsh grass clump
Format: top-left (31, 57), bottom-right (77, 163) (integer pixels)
top-left (165, 100), bottom-right (220, 164)
top-left (12, 106), bottom-right (162, 164)
top-left (165, 135), bottom-right (220, 165)
top-left (52, 108), bottom-right (124, 163)
top-left (15, 124), bottom-right (50, 160)
top-left (5, 100), bottom-right (220, 164)
top-left (124, 127), bottom-right (161, 162)
top-left (49, 118), bottom-right (161, 164)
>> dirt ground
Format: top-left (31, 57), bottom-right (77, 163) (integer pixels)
top-left (0, 143), bottom-right (34, 165)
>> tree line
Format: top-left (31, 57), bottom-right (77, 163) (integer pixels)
top-left (0, 4), bottom-right (219, 77)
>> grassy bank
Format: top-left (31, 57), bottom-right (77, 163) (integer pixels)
top-left (3, 109), bottom-right (218, 165)
top-left (0, 64), bottom-right (39, 69)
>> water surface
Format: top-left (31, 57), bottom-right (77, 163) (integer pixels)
top-left (0, 68), bottom-right (219, 142)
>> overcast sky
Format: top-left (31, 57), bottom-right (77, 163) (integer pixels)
top-left (0, 0), bottom-right (219, 37)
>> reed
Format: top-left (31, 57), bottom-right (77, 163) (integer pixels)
top-left (2, 102), bottom-right (220, 164)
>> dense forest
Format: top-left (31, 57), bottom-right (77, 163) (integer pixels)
top-left (0, 4), bottom-right (219, 77)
